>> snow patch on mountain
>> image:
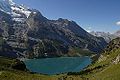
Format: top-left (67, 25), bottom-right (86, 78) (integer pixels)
top-left (0, 0), bottom-right (11, 12)
top-left (11, 5), bottom-right (31, 18)
top-left (8, 0), bottom-right (15, 5)
top-left (0, 0), bottom-right (31, 22)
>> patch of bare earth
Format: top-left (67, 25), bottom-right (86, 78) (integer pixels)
top-left (0, 72), bottom-right (2, 75)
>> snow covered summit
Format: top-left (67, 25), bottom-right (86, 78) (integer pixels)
top-left (0, 0), bottom-right (11, 12)
top-left (0, 0), bottom-right (32, 22)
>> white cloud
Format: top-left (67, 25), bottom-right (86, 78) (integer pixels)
top-left (116, 21), bottom-right (120, 26)
top-left (86, 27), bottom-right (92, 33)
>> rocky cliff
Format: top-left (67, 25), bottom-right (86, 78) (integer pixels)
top-left (0, 0), bottom-right (107, 59)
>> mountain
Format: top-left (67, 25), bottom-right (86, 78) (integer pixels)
top-left (0, 39), bottom-right (119, 80)
top-left (0, 0), bottom-right (11, 12)
top-left (0, 0), bottom-right (107, 59)
top-left (0, 0), bottom-right (31, 20)
top-left (66, 37), bottom-right (120, 80)
top-left (90, 31), bottom-right (119, 43)
top-left (0, 37), bottom-right (17, 58)
top-left (114, 30), bottom-right (120, 36)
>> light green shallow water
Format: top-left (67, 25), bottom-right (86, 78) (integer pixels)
top-left (24, 57), bottom-right (91, 75)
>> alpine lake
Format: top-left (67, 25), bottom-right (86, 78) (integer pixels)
top-left (24, 57), bottom-right (91, 75)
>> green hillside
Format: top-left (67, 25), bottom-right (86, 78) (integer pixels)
top-left (0, 56), bottom-right (67, 80)
top-left (66, 37), bottom-right (120, 80)
top-left (0, 38), bottom-right (120, 80)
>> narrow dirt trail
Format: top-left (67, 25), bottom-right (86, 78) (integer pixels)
top-left (0, 72), bottom-right (2, 75)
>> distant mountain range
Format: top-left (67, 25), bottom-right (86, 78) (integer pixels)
top-left (114, 30), bottom-right (120, 36)
top-left (90, 31), bottom-right (120, 43)
top-left (0, 0), bottom-right (107, 59)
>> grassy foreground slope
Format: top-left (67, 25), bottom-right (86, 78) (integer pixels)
top-left (0, 56), bottom-right (67, 80)
top-left (0, 38), bottom-right (120, 80)
top-left (66, 37), bottom-right (120, 80)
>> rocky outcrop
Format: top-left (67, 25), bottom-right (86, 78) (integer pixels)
top-left (11, 59), bottom-right (27, 71)
top-left (113, 55), bottom-right (120, 64)
top-left (97, 37), bottom-right (120, 63)
top-left (0, 56), bottom-right (27, 71)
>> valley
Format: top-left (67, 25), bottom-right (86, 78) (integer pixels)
top-left (0, 0), bottom-right (120, 80)
top-left (0, 38), bottom-right (120, 80)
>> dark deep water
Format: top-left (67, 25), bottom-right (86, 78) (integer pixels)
top-left (24, 57), bottom-right (91, 75)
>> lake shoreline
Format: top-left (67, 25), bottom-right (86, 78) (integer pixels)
top-left (20, 56), bottom-right (90, 61)
top-left (24, 57), bottom-right (91, 75)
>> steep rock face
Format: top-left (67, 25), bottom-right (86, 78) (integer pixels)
top-left (27, 13), bottom-right (107, 53)
top-left (95, 37), bottom-right (120, 64)
top-left (0, 0), bottom-right (107, 59)
top-left (0, 38), bottom-right (17, 58)
top-left (102, 37), bottom-right (120, 55)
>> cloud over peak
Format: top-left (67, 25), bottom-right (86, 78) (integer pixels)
top-left (116, 21), bottom-right (120, 26)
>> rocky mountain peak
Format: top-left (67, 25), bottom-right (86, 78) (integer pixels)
top-left (57, 18), bottom-right (69, 23)
top-left (114, 30), bottom-right (120, 36)
top-left (0, 0), bottom-right (107, 59)
top-left (0, 0), bottom-right (32, 22)
top-left (28, 9), bottom-right (47, 21)
top-left (0, 0), bottom-right (11, 12)
top-left (8, 0), bottom-right (15, 5)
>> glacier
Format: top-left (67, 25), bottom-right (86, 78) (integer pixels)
top-left (0, 0), bottom-right (31, 22)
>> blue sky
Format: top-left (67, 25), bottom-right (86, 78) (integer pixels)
top-left (13, 0), bottom-right (120, 33)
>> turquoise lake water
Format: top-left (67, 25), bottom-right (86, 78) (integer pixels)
top-left (24, 57), bottom-right (91, 75)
